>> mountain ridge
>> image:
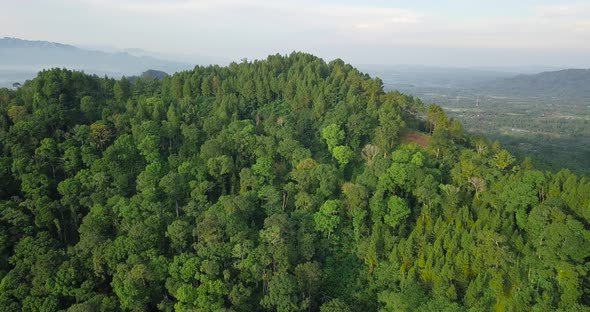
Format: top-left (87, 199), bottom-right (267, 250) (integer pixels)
top-left (0, 37), bottom-right (78, 50)
top-left (0, 37), bottom-right (194, 87)
top-left (481, 68), bottom-right (590, 101)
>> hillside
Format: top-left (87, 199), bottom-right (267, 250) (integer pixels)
top-left (482, 68), bottom-right (590, 102)
top-left (374, 66), bottom-right (590, 175)
top-left (0, 53), bottom-right (588, 311)
top-left (0, 37), bottom-right (192, 87)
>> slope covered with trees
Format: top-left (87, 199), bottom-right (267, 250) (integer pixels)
top-left (0, 53), bottom-right (588, 311)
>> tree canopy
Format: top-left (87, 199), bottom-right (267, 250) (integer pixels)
top-left (0, 53), bottom-right (588, 311)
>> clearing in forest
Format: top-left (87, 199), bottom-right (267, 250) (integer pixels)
top-left (400, 131), bottom-right (431, 148)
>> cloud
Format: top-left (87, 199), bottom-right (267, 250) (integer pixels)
top-left (77, 0), bottom-right (228, 12)
top-left (14, 0), bottom-right (590, 66)
top-left (76, 0), bottom-right (421, 30)
top-left (534, 3), bottom-right (590, 18)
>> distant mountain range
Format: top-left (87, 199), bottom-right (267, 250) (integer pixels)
top-left (481, 69), bottom-right (590, 101)
top-left (0, 37), bottom-right (195, 87)
top-left (365, 64), bottom-right (590, 105)
top-left (2, 37), bottom-right (589, 103)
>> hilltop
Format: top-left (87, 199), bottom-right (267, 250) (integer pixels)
top-left (0, 53), bottom-right (588, 311)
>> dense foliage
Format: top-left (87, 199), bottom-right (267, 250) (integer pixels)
top-left (0, 53), bottom-right (589, 311)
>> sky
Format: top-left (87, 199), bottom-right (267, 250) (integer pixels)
top-left (2, 0), bottom-right (590, 67)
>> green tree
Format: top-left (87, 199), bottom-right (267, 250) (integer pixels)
top-left (314, 200), bottom-right (341, 238)
top-left (383, 196), bottom-right (410, 229)
top-left (322, 124), bottom-right (345, 152)
top-left (332, 145), bottom-right (353, 169)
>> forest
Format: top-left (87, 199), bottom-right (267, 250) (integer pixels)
top-left (0, 52), bottom-right (589, 311)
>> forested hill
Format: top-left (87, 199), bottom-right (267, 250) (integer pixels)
top-left (482, 68), bottom-right (590, 102)
top-left (0, 53), bottom-right (589, 311)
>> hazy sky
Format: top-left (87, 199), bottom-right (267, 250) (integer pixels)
top-left (2, 0), bottom-right (590, 67)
